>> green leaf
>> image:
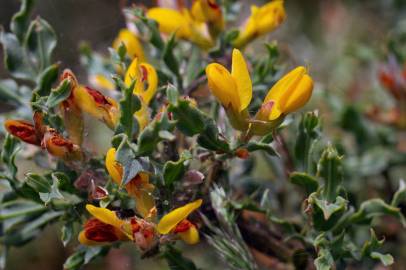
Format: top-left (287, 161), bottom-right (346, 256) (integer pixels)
top-left (197, 120), bottom-right (230, 152)
top-left (317, 145), bottom-right (343, 202)
top-left (0, 31), bottom-right (35, 80)
top-left (314, 247), bottom-right (334, 270)
top-left (289, 172), bottom-right (319, 194)
top-left (391, 179), bottom-right (406, 206)
top-left (370, 252), bottom-right (394, 266)
top-left (34, 63), bottom-right (60, 96)
top-left (115, 79), bottom-right (140, 137)
top-left (294, 111), bottom-right (321, 172)
top-left (163, 34), bottom-right (180, 76)
top-left (25, 17), bottom-right (57, 72)
top-left (10, 0), bottom-right (35, 42)
top-left (0, 79), bottom-right (23, 107)
top-left (168, 99), bottom-right (206, 136)
top-left (25, 173), bottom-right (51, 193)
top-left (163, 151), bottom-right (191, 187)
top-left (121, 158), bottom-right (150, 186)
top-left (311, 195), bottom-right (348, 221)
top-left (163, 245), bottom-right (198, 270)
top-left (246, 141), bottom-right (278, 156)
top-left (133, 8), bottom-right (164, 50)
top-left (166, 84), bottom-right (179, 105)
top-left (63, 250), bottom-right (85, 270)
top-left (61, 222), bottom-right (73, 247)
top-left (63, 247), bottom-right (108, 270)
top-left (349, 198), bottom-right (406, 226)
top-left (137, 112), bottom-right (175, 155)
top-left (45, 79), bottom-right (71, 108)
top-left (38, 174), bottom-right (64, 205)
top-left (361, 229), bottom-right (394, 266)
top-left (1, 135), bottom-right (20, 184)
top-left (0, 199), bottom-right (45, 221)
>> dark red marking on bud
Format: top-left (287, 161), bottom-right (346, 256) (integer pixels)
top-left (173, 219), bottom-right (193, 233)
top-left (5, 120), bottom-right (40, 145)
top-left (84, 218), bottom-right (119, 242)
top-left (85, 87), bottom-right (112, 106)
top-left (140, 65), bottom-right (148, 82)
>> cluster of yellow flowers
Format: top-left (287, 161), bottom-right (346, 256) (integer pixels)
top-left (3, 0), bottom-right (314, 251)
top-left (206, 49), bottom-right (313, 136)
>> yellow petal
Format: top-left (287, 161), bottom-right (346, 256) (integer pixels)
top-left (146, 8), bottom-right (190, 38)
top-left (178, 225), bottom-right (200, 245)
top-left (90, 74), bottom-right (115, 91)
top-left (105, 148), bottom-right (123, 184)
top-left (125, 58), bottom-right (141, 88)
top-left (157, 199), bottom-right (203, 234)
top-left (284, 74), bottom-right (313, 113)
top-left (205, 63), bottom-right (240, 111)
top-left (113, 29), bottom-right (145, 62)
top-left (86, 204), bottom-right (124, 230)
top-left (231, 49), bottom-right (252, 112)
top-left (255, 0), bottom-right (286, 35)
top-left (264, 66), bottom-right (307, 120)
top-left (138, 63), bottom-right (158, 105)
top-left (134, 100), bottom-right (150, 131)
top-left (73, 86), bottom-right (118, 129)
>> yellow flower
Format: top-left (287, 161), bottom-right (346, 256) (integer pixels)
top-left (191, 0), bottom-right (224, 36)
top-left (105, 148), bottom-right (156, 219)
top-left (125, 58), bottom-right (158, 105)
top-left (262, 66), bottom-right (313, 121)
top-left (234, 0), bottom-right (286, 48)
top-left (205, 49), bottom-right (252, 130)
top-left (113, 29), bottom-right (146, 62)
top-left (78, 205), bottom-right (132, 246)
top-left (251, 66), bottom-right (313, 135)
top-left (146, 7), bottom-right (214, 49)
top-left (125, 58), bottom-right (158, 131)
top-left (157, 199), bottom-right (202, 245)
top-left (73, 86), bottom-right (119, 129)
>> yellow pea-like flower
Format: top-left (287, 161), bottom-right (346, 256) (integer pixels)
top-left (191, 0), bottom-right (224, 36)
top-left (86, 204), bottom-right (127, 230)
top-left (125, 58), bottom-right (158, 106)
top-left (205, 49), bottom-right (252, 130)
top-left (105, 147), bottom-right (156, 219)
top-left (146, 7), bottom-right (213, 49)
top-left (234, 0), bottom-right (286, 48)
top-left (113, 29), bottom-right (145, 62)
top-left (73, 86), bottom-right (119, 129)
top-left (262, 66), bottom-right (313, 121)
top-left (105, 147), bottom-right (123, 185)
top-left (157, 199), bottom-right (202, 234)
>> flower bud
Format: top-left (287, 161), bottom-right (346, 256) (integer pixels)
top-left (113, 29), bottom-right (145, 61)
top-left (4, 120), bottom-right (40, 145)
top-left (234, 0), bottom-right (286, 48)
top-left (42, 128), bottom-right (83, 160)
top-left (191, 0), bottom-right (224, 36)
top-left (73, 86), bottom-right (119, 129)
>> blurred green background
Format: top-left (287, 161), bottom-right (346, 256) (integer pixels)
top-left (1, 0), bottom-right (405, 269)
